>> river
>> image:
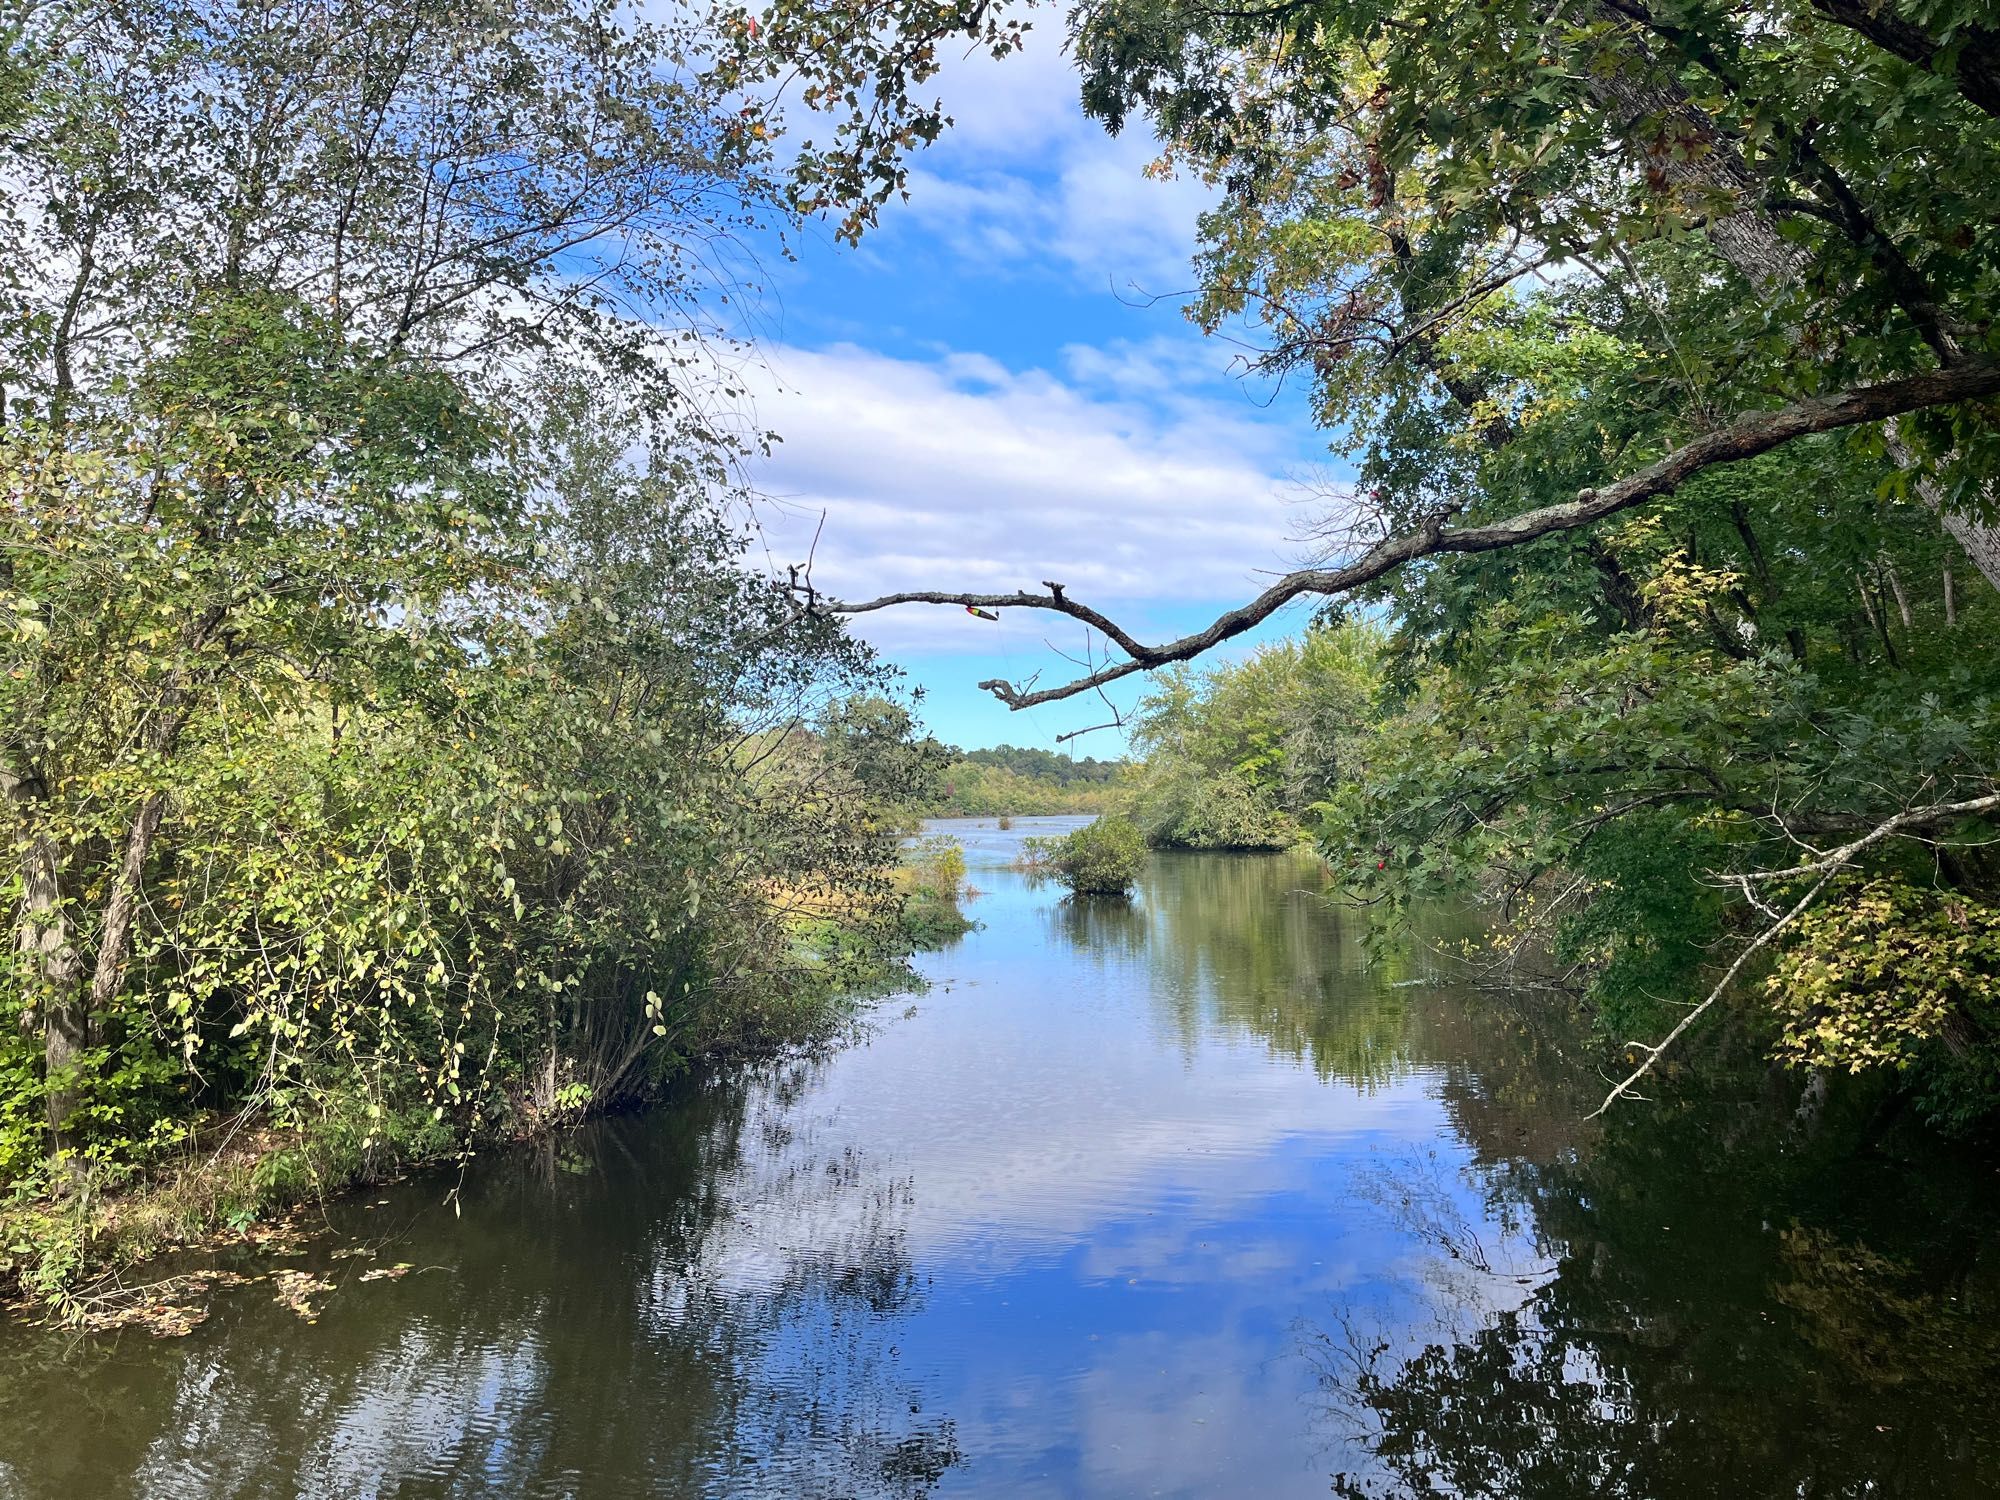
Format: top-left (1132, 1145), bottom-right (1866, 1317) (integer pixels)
top-left (1, 817), bottom-right (1995, 1497)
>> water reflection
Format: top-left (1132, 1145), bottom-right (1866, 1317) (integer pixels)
top-left (0, 818), bottom-right (1993, 1497)
top-left (1306, 1093), bottom-right (2000, 1497)
top-left (1146, 853), bottom-right (1417, 1088)
top-left (0, 1060), bottom-right (958, 1500)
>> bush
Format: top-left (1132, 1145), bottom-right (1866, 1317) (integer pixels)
top-left (1127, 758), bottom-right (1297, 850)
top-left (1045, 817), bottom-right (1147, 897)
top-left (895, 836), bottom-right (974, 948)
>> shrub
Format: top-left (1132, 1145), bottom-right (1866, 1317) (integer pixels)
top-left (1046, 816), bottom-right (1147, 897)
top-left (895, 836), bottom-right (974, 948)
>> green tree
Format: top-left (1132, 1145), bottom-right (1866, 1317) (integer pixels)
top-left (1125, 626), bottom-right (1382, 849)
top-left (0, 0), bottom-right (929, 1244)
top-left (732, 0), bottom-right (2000, 1111)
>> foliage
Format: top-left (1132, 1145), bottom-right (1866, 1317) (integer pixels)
top-left (817, 696), bottom-right (951, 823)
top-left (1056, 0), bottom-right (2000, 1125)
top-left (1770, 879), bottom-right (2000, 1077)
top-left (0, 0), bottom-right (934, 1305)
top-left (1336, 439), bottom-right (1993, 1034)
top-left (924, 750), bottom-right (1126, 817)
top-left (1069, 0), bottom-right (2000, 470)
top-left (894, 836), bottom-right (975, 948)
top-left (0, 388), bottom-right (912, 1185)
top-left (736, 0), bottom-right (2000, 1129)
top-left (710, 0), bottom-right (1029, 244)
top-left (1111, 451), bottom-right (1999, 1119)
top-left (1052, 0), bottom-right (2000, 1112)
top-left (956, 746), bottom-right (1122, 786)
top-left (2, 0), bottom-right (789, 424)
top-left (1125, 626), bottom-right (1381, 849)
top-left (1037, 816), bottom-right (1147, 898)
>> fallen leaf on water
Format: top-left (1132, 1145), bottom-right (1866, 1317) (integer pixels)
top-left (271, 1269), bottom-right (335, 1320)
top-left (146, 1302), bottom-right (210, 1337)
top-left (71, 1269), bottom-right (253, 1338)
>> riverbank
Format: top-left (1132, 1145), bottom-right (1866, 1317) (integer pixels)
top-left (1, 852), bottom-right (976, 1329)
top-left (0, 1006), bottom-right (861, 1334)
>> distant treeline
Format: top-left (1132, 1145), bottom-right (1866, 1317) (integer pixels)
top-left (955, 746), bottom-right (1122, 785)
top-left (924, 745), bottom-right (1127, 817)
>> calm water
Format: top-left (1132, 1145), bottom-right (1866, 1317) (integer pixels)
top-left (2, 818), bottom-right (1997, 1498)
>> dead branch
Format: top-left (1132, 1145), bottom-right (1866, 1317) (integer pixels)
top-left (812, 361), bottom-right (2000, 709)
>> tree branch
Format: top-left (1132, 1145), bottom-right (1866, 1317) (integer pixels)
top-left (1588, 863), bottom-right (1838, 1118)
top-left (1805, 0), bottom-right (2000, 120)
top-left (1589, 788), bottom-right (2000, 1116)
top-left (816, 361), bottom-right (2000, 709)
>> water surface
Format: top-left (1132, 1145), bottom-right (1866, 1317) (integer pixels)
top-left (2, 818), bottom-right (1995, 1497)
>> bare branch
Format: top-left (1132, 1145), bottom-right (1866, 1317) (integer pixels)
top-left (816, 361), bottom-right (2000, 709)
top-left (1591, 789), bottom-right (2000, 1116)
top-left (1589, 864), bottom-right (1836, 1118)
top-left (1743, 791), bottom-right (2000, 884)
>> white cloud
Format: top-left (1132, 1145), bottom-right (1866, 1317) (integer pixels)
top-left (898, 144), bottom-right (1212, 293)
top-left (924, 27), bottom-right (1086, 160)
top-left (742, 338), bottom-right (1319, 654)
top-left (1060, 333), bottom-right (1255, 400)
top-left (709, 27), bottom-right (1345, 675)
top-left (880, 33), bottom-right (1215, 292)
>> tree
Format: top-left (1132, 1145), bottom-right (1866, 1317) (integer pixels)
top-left (1, 0), bottom-right (788, 1149)
top-left (1125, 626), bottom-right (1381, 849)
top-left (1039, 816), bottom-right (1147, 896)
top-left (761, 0), bottom-right (2000, 710)
top-left (0, 0), bottom-right (918, 1197)
top-left (816, 695), bottom-right (950, 816)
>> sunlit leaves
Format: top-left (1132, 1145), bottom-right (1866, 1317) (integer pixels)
top-left (1770, 877), bottom-right (2000, 1073)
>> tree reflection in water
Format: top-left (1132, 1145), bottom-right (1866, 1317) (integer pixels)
top-left (1305, 1076), bottom-right (2000, 1498)
top-left (1078, 846), bottom-right (2000, 1497)
top-left (3, 833), bottom-right (1997, 1498)
top-left (0, 1053), bottom-right (963, 1500)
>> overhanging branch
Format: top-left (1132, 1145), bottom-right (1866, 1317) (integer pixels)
top-left (1589, 789), bottom-right (2000, 1117)
top-left (812, 362), bottom-right (2000, 709)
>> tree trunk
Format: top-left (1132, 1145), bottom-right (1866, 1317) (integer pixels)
top-left (1581, 15), bottom-right (1809, 292)
top-left (87, 790), bottom-right (167, 1018)
top-left (1937, 498), bottom-right (2000, 592)
top-left (13, 600), bottom-right (224, 1156)
top-left (1885, 419), bottom-right (2000, 594)
top-left (73, 683), bottom-right (209, 1083)
top-left (3, 765), bottom-right (87, 1145)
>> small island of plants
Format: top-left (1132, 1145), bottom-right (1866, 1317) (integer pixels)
top-left (1026, 817), bottom-right (1148, 899)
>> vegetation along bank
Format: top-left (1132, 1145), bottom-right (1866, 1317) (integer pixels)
top-left (0, 0), bottom-right (961, 1315)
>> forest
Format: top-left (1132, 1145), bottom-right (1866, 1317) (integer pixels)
top-left (925, 745), bottom-right (1126, 816)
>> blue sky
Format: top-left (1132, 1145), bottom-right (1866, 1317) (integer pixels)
top-left (732, 34), bottom-right (1350, 751)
